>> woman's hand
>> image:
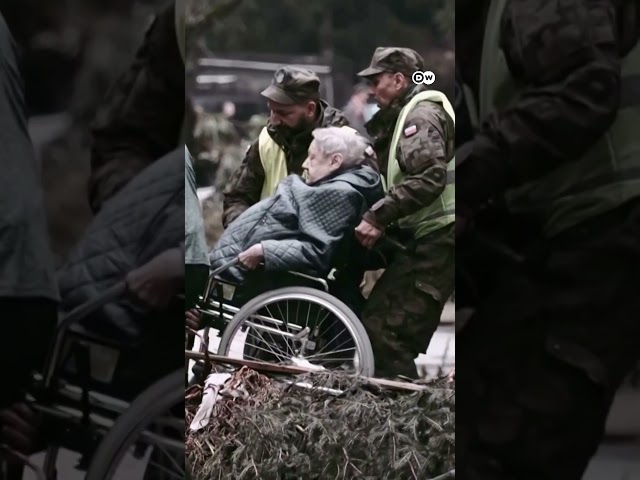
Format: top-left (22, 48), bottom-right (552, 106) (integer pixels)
top-left (126, 247), bottom-right (184, 309)
top-left (238, 244), bottom-right (264, 270)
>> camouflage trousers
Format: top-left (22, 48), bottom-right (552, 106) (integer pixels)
top-left (361, 223), bottom-right (454, 379)
top-left (457, 198), bottom-right (640, 480)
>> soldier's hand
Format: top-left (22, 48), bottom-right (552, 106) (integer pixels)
top-left (186, 309), bottom-right (202, 330)
top-left (355, 220), bottom-right (383, 249)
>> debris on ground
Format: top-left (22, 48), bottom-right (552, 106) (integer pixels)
top-left (186, 366), bottom-right (455, 480)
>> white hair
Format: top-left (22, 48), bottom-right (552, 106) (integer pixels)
top-left (311, 127), bottom-right (369, 169)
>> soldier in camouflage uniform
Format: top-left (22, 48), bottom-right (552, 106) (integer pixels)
top-left (245, 113), bottom-right (268, 142)
top-left (88, 1), bottom-right (184, 213)
top-left (190, 103), bottom-right (245, 201)
top-left (456, 0), bottom-right (640, 478)
top-left (192, 104), bottom-right (216, 161)
top-left (355, 48), bottom-right (455, 379)
top-left (222, 66), bottom-right (351, 227)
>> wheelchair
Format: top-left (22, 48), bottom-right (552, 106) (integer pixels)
top-left (12, 282), bottom-right (184, 480)
top-left (189, 256), bottom-right (377, 382)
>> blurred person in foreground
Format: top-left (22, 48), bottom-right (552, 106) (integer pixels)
top-left (0, 3), bottom-right (188, 476)
top-left (355, 47), bottom-right (455, 379)
top-left (185, 146), bottom-right (210, 308)
top-left (211, 126), bottom-right (383, 285)
top-left (456, 0), bottom-right (640, 478)
top-left (88, 0), bottom-right (184, 213)
top-left (222, 66), bottom-right (359, 228)
top-left (0, 11), bottom-right (60, 478)
top-left (185, 146), bottom-right (210, 341)
top-left (342, 82), bottom-right (373, 138)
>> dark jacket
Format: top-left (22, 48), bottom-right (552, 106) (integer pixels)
top-left (211, 165), bottom-right (383, 284)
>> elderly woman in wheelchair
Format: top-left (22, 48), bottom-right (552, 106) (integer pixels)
top-left (192, 126), bottom-right (385, 378)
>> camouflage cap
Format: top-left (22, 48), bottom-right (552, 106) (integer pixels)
top-left (261, 66), bottom-right (321, 105)
top-left (357, 47), bottom-right (425, 78)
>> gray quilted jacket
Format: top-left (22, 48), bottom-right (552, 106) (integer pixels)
top-left (57, 147), bottom-right (184, 342)
top-left (210, 165), bottom-right (383, 284)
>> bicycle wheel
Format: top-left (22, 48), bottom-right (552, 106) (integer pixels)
top-left (85, 369), bottom-right (184, 480)
top-left (217, 287), bottom-right (375, 376)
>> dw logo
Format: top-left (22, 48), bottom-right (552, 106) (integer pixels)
top-left (412, 71), bottom-right (436, 85)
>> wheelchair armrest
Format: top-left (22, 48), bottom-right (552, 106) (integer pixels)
top-left (286, 270), bottom-right (329, 292)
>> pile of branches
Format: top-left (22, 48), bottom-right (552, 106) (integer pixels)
top-left (186, 367), bottom-right (455, 480)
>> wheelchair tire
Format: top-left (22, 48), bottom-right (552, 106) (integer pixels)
top-left (85, 368), bottom-right (184, 480)
top-left (217, 286), bottom-right (375, 377)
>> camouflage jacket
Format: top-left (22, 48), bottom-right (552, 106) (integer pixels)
top-left (221, 100), bottom-right (349, 227)
top-left (363, 85), bottom-right (454, 229)
top-left (456, 0), bottom-right (636, 214)
top-left (88, 3), bottom-right (184, 213)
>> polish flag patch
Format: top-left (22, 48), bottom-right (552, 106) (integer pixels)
top-left (404, 124), bottom-right (418, 137)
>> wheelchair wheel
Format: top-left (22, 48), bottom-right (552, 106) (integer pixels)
top-left (85, 369), bottom-right (184, 480)
top-left (217, 286), bottom-right (375, 376)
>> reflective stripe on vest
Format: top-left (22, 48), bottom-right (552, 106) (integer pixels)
top-left (386, 90), bottom-right (456, 240)
top-left (478, 0), bottom-right (640, 237)
top-left (258, 125), bottom-right (360, 200)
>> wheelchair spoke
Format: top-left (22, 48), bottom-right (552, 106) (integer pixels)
top-left (313, 309), bottom-right (333, 338)
top-left (312, 334), bottom-right (357, 359)
top-left (217, 288), bottom-right (374, 376)
top-left (245, 332), bottom-right (290, 361)
top-left (313, 302), bottom-right (323, 329)
top-left (267, 305), bottom-right (293, 356)
top-left (306, 301), bottom-right (312, 332)
top-left (303, 346), bottom-right (358, 361)
top-left (146, 439), bottom-right (184, 478)
top-left (260, 305), bottom-right (294, 357)
top-left (285, 300), bottom-right (292, 355)
top-left (244, 327), bottom-right (290, 362)
top-left (315, 316), bottom-right (340, 343)
top-left (145, 456), bottom-right (184, 479)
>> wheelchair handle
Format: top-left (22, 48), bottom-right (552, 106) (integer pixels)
top-left (470, 232), bottom-right (526, 266)
top-left (64, 281), bottom-right (127, 324)
top-left (44, 281), bottom-right (127, 388)
top-left (210, 256), bottom-right (240, 277)
top-left (380, 235), bottom-right (408, 252)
